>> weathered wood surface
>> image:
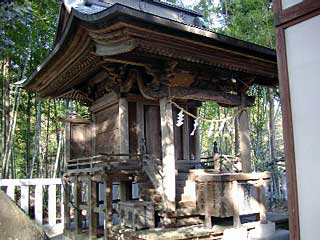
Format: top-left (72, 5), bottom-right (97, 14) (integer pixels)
top-left (136, 102), bottom-right (145, 154)
top-left (239, 108), bottom-right (252, 173)
top-left (70, 123), bottom-right (92, 159)
top-left (160, 97), bottom-right (176, 212)
top-left (95, 104), bottom-right (119, 134)
top-left (129, 102), bottom-right (138, 154)
top-left (104, 177), bottom-right (112, 240)
top-left (144, 105), bottom-right (162, 160)
top-left (119, 97), bottom-right (129, 156)
top-left (72, 176), bottom-right (81, 234)
top-left (88, 179), bottom-right (97, 240)
top-left (94, 103), bottom-right (120, 154)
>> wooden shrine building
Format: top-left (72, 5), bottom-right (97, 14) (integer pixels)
top-left (21, 0), bottom-right (278, 239)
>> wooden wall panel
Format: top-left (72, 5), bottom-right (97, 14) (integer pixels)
top-left (95, 104), bottom-right (119, 134)
top-left (144, 105), bottom-right (162, 160)
top-left (94, 104), bottom-right (120, 154)
top-left (128, 102), bottom-right (138, 154)
top-left (70, 123), bottom-right (91, 159)
top-left (95, 129), bottom-right (120, 154)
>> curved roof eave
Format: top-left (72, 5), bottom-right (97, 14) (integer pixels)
top-left (18, 3), bottom-right (277, 90)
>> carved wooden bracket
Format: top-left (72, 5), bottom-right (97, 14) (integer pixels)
top-left (135, 68), bottom-right (254, 106)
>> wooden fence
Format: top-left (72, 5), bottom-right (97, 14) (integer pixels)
top-left (0, 178), bottom-right (64, 236)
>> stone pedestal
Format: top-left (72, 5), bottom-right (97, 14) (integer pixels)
top-left (223, 227), bottom-right (248, 240)
top-left (248, 222), bottom-right (276, 240)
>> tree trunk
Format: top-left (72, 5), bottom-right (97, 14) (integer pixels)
top-left (44, 101), bottom-right (51, 178)
top-left (29, 97), bottom-right (42, 178)
top-left (25, 92), bottom-right (32, 177)
top-left (1, 87), bottom-right (22, 178)
top-left (53, 131), bottom-right (62, 178)
top-left (2, 54), bottom-right (10, 172)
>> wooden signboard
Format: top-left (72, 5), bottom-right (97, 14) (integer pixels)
top-left (274, 1), bottom-right (320, 239)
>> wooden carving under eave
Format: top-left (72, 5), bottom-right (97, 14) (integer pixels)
top-left (135, 69), bottom-right (254, 106)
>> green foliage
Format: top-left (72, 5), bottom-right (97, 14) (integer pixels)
top-left (217, 0), bottom-right (275, 47)
top-left (0, 0), bottom-right (63, 178)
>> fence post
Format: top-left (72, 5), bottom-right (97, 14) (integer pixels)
top-left (48, 184), bottom-right (57, 227)
top-left (35, 184), bottom-right (43, 225)
top-left (6, 185), bottom-right (15, 200)
top-left (21, 185), bottom-right (29, 214)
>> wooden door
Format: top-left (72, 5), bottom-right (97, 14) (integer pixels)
top-left (144, 105), bottom-right (162, 160)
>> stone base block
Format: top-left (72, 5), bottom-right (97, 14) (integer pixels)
top-left (223, 227), bottom-right (248, 240)
top-left (248, 222), bottom-right (276, 240)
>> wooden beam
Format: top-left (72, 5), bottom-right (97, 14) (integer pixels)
top-left (63, 180), bottom-right (71, 231)
top-left (194, 107), bottom-right (201, 162)
top-left (182, 106), bottom-right (190, 160)
top-left (104, 177), bottom-right (112, 240)
top-left (239, 108), bottom-right (252, 173)
top-left (120, 181), bottom-right (132, 201)
top-left (64, 122), bottom-right (71, 170)
top-left (170, 87), bottom-right (254, 107)
top-left (73, 176), bottom-right (81, 234)
top-left (119, 97), bottom-right (129, 155)
top-left (160, 97), bottom-right (176, 213)
top-left (136, 102), bottom-right (145, 154)
top-left (137, 72), bottom-right (253, 106)
top-left (88, 178), bottom-right (98, 240)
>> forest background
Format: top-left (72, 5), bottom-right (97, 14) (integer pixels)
top-left (0, 0), bottom-right (285, 203)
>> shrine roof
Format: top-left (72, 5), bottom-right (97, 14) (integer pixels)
top-left (18, 1), bottom-right (278, 101)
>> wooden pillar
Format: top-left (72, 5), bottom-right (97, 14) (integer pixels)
top-left (160, 97), bottom-right (176, 212)
top-left (120, 181), bottom-right (132, 202)
top-left (88, 178), bottom-right (98, 240)
top-left (239, 107), bottom-right (251, 173)
top-left (104, 177), bottom-right (112, 240)
top-left (73, 176), bottom-right (81, 234)
top-left (136, 102), bottom-right (145, 154)
top-left (194, 107), bottom-right (201, 162)
top-left (64, 122), bottom-right (71, 169)
top-left (232, 181), bottom-right (241, 228)
top-left (63, 178), bottom-right (71, 231)
top-left (182, 106), bottom-right (190, 161)
top-left (257, 179), bottom-right (267, 224)
top-left (119, 97), bottom-right (129, 155)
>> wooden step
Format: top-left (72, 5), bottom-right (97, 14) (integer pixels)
top-left (177, 200), bottom-right (197, 208)
top-left (176, 216), bottom-right (204, 227)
